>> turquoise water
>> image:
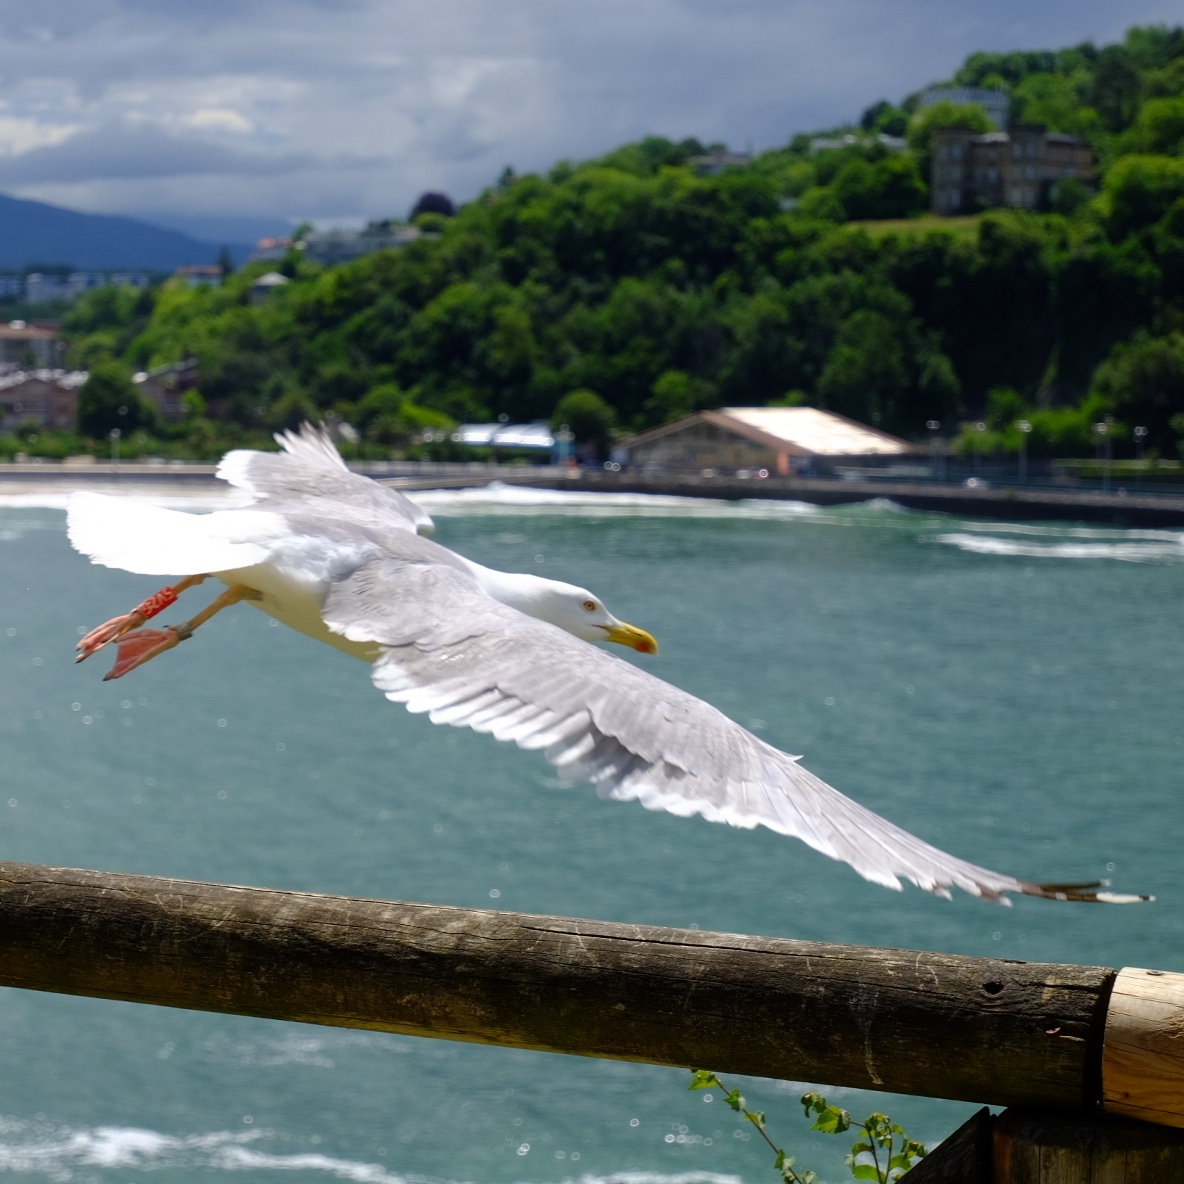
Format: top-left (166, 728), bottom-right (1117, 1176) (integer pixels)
top-left (0, 488), bottom-right (1182, 1184)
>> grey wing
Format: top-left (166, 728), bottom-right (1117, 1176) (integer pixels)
top-left (217, 423), bottom-right (434, 536)
top-left (323, 559), bottom-right (1144, 906)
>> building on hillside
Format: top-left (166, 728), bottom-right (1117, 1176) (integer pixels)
top-left (249, 236), bottom-right (293, 263)
top-left (0, 321), bottom-right (61, 367)
top-left (132, 358), bottom-right (199, 422)
top-left (931, 124), bottom-right (1093, 214)
top-left (24, 272), bottom-right (150, 304)
top-left (689, 151), bottom-right (751, 175)
top-left (0, 369), bottom-right (87, 432)
top-left (809, 132), bottom-right (907, 153)
top-left (175, 264), bottom-right (224, 287)
top-left (300, 224), bottom-right (422, 267)
top-left (0, 276), bottom-right (22, 299)
top-left (25, 274), bottom-right (68, 304)
top-left (249, 271), bottom-right (289, 305)
top-left (920, 86), bottom-right (1010, 130)
top-left (617, 407), bottom-right (912, 475)
top-left (452, 421), bottom-right (555, 451)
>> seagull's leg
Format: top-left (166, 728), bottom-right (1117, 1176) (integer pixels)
top-left (76, 573), bottom-right (211, 662)
top-left (102, 584), bottom-right (263, 681)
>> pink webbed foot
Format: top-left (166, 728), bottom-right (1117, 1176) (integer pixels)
top-left (103, 626), bottom-right (187, 681)
top-left (76, 613), bottom-right (147, 662)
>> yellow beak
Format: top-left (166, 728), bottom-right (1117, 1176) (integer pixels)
top-left (601, 621), bottom-right (659, 655)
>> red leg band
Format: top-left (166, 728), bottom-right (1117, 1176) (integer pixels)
top-left (135, 586), bottom-right (178, 621)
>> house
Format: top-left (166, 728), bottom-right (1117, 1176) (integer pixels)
top-left (689, 151), bottom-right (751, 176)
top-left (249, 271), bottom-right (289, 305)
top-left (248, 237), bottom-right (293, 263)
top-left (0, 369), bottom-right (87, 432)
top-left (931, 124), bottom-right (1093, 214)
top-left (21, 272), bottom-right (150, 303)
top-left (452, 421), bottom-right (555, 451)
top-left (132, 358), bottom-right (199, 422)
top-left (175, 264), bottom-right (224, 287)
top-left (300, 225), bottom-right (422, 267)
top-left (0, 320), bottom-right (61, 367)
top-left (25, 274), bottom-right (69, 304)
top-left (618, 407), bottom-right (912, 475)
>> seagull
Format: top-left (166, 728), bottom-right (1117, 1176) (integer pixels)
top-left (67, 425), bottom-right (1146, 906)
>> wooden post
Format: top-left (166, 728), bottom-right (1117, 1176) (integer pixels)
top-left (1103, 967), bottom-right (1184, 1128)
top-left (0, 860), bottom-right (1112, 1110)
top-left (994, 1110), bottom-right (1184, 1182)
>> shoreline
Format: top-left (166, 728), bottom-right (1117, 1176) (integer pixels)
top-left (2, 463), bottom-right (1183, 526)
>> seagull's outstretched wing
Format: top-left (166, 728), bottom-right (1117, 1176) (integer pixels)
top-left (218, 424), bottom-right (433, 536)
top-left (324, 558), bottom-right (1144, 905)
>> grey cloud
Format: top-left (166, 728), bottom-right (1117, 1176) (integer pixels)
top-left (0, 123), bottom-right (318, 184)
top-left (0, 0), bottom-right (1180, 221)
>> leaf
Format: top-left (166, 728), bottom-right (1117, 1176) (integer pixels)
top-left (850, 1141), bottom-right (874, 1156)
top-left (748, 1110), bottom-right (766, 1130)
top-left (888, 1153), bottom-right (915, 1172)
top-left (800, 1092), bottom-right (826, 1116)
top-left (724, 1089), bottom-right (744, 1112)
top-left (800, 1172), bottom-right (817, 1184)
top-left (810, 1106), bottom-right (851, 1134)
top-left (848, 1164), bottom-right (882, 1181)
top-left (689, 1070), bottom-right (719, 1091)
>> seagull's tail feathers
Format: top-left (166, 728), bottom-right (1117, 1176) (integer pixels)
top-left (66, 491), bottom-right (269, 575)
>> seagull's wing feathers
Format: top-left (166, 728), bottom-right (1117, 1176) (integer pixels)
top-left (218, 424), bottom-right (433, 536)
top-left (323, 558), bottom-right (1138, 905)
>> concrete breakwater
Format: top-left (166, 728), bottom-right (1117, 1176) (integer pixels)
top-left (3, 460), bottom-right (1184, 526)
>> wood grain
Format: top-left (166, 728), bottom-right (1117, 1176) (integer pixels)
top-left (994, 1109), bottom-right (1184, 1182)
top-left (1103, 967), bottom-right (1184, 1128)
top-left (0, 860), bottom-right (1114, 1109)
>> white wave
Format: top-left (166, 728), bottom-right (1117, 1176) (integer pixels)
top-left (410, 483), bottom-right (821, 520)
top-left (0, 1119), bottom-right (408, 1183)
top-left (0, 490), bottom-right (250, 512)
top-left (933, 531), bottom-right (1184, 562)
top-left (950, 519), bottom-right (1184, 542)
top-left (0, 1116), bottom-right (745, 1184)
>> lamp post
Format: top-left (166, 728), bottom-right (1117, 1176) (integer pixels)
top-left (555, 424), bottom-right (574, 469)
top-left (1094, 421), bottom-right (1112, 493)
top-left (926, 420), bottom-right (942, 482)
top-left (1134, 425), bottom-right (1148, 488)
top-left (1017, 419), bottom-right (1031, 484)
top-left (109, 428), bottom-right (121, 477)
top-left (974, 421), bottom-right (986, 478)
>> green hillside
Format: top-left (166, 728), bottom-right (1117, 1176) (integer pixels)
top-left (45, 23), bottom-right (1184, 462)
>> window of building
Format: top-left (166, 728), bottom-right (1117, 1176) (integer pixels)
top-left (938, 145), bottom-right (948, 161)
top-left (951, 144), bottom-right (963, 160)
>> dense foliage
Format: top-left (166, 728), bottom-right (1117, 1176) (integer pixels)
top-left (52, 24), bottom-right (1184, 459)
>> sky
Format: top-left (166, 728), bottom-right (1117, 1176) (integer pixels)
top-left (0, 0), bottom-right (1179, 242)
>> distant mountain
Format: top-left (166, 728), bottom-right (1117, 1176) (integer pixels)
top-left (0, 193), bottom-right (252, 271)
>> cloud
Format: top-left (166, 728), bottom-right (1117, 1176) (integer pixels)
top-left (0, 0), bottom-right (1179, 221)
top-left (0, 122), bottom-right (314, 183)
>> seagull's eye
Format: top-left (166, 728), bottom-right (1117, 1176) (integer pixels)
top-left (582, 599), bottom-right (597, 612)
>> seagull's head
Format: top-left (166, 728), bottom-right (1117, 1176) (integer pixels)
top-left (522, 576), bottom-right (658, 654)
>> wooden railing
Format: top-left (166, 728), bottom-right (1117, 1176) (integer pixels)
top-left (1, 860), bottom-right (1182, 1181)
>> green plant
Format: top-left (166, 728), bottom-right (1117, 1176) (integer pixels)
top-left (689, 1071), bottom-right (926, 1184)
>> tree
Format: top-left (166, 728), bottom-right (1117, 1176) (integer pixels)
top-left (1102, 154), bottom-right (1184, 238)
top-left (1090, 332), bottom-right (1184, 452)
top-left (832, 156), bottom-right (927, 220)
top-left (410, 192), bottom-right (457, 219)
top-left (906, 101), bottom-right (996, 182)
top-left (77, 359), bottom-right (152, 439)
top-left (551, 389), bottom-right (616, 459)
